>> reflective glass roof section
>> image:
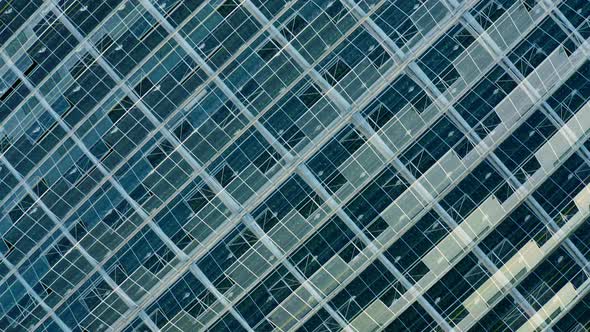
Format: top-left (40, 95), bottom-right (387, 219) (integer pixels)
top-left (1, 0), bottom-right (590, 331)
